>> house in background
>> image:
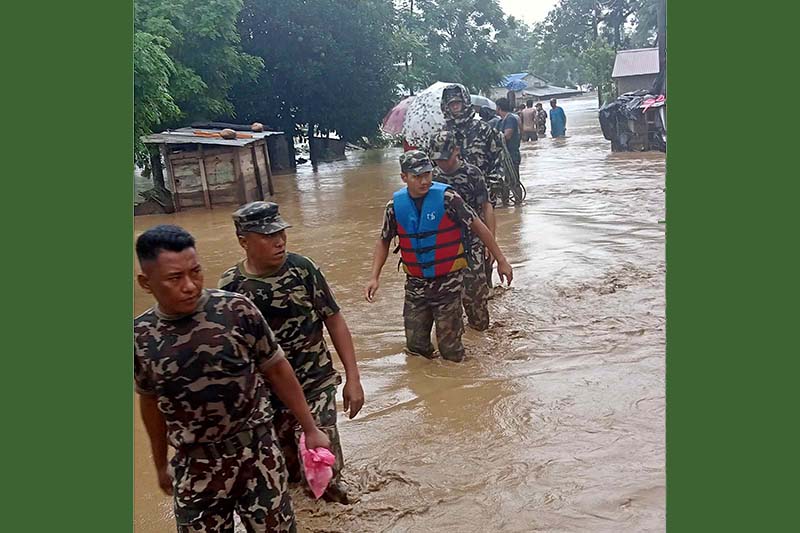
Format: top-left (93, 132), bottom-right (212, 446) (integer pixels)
top-left (141, 127), bottom-right (284, 212)
top-left (612, 48), bottom-right (660, 95)
top-left (488, 73), bottom-right (584, 102)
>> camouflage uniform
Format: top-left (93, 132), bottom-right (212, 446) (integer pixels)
top-left (134, 289), bottom-right (295, 533)
top-left (219, 202), bottom-right (347, 500)
top-left (440, 84), bottom-right (505, 205)
top-left (535, 106), bottom-right (548, 136)
top-left (384, 151), bottom-right (479, 362)
top-left (429, 131), bottom-right (491, 330)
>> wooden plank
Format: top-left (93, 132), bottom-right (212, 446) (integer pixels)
top-left (160, 144), bottom-right (180, 211)
top-left (232, 147), bottom-right (247, 205)
top-left (208, 187), bottom-right (241, 206)
top-left (198, 146), bottom-right (212, 209)
top-left (204, 155), bottom-right (236, 186)
top-left (250, 144), bottom-right (265, 200)
top-left (262, 140), bottom-right (275, 196)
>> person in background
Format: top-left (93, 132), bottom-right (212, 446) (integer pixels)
top-left (495, 97), bottom-right (522, 187)
top-left (549, 98), bottom-right (567, 138)
top-left (535, 102), bottom-right (548, 137)
top-left (520, 100), bottom-right (538, 142)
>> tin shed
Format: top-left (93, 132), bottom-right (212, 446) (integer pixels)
top-left (142, 128), bottom-right (284, 211)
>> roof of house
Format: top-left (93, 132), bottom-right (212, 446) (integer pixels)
top-left (492, 72), bottom-right (583, 98)
top-left (521, 86), bottom-right (584, 98)
top-left (500, 72), bottom-right (550, 87)
top-left (501, 72), bottom-right (529, 85)
top-left (142, 128), bottom-right (283, 147)
top-left (612, 48), bottom-right (660, 78)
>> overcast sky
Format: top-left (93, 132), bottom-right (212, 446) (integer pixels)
top-left (498, 0), bottom-right (558, 27)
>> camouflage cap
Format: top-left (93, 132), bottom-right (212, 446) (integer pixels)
top-left (429, 130), bottom-right (459, 160)
top-left (399, 150), bottom-right (434, 175)
top-left (232, 201), bottom-right (291, 235)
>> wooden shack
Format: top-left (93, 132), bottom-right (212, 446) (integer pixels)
top-left (142, 128), bottom-right (284, 211)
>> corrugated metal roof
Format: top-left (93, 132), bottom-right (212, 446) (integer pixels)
top-left (142, 128), bottom-right (283, 147)
top-left (522, 85), bottom-right (584, 98)
top-left (501, 72), bottom-right (529, 85)
top-left (612, 48), bottom-right (660, 78)
top-left (499, 72), bottom-right (553, 88)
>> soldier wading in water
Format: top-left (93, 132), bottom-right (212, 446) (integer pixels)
top-left (364, 151), bottom-right (513, 362)
top-left (219, 201), bottom-right (364, 504)
top-left (429, 129), bottom-right (495, 331)
top-left (134, 225), bottom-right (330, 532)
top-left (439, 83), bottom-right (507, 206)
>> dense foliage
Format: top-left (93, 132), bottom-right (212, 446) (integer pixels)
top-left (133, 0), bottom-right (661, 165)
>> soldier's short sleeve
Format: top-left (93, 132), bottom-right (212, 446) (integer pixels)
top-left (444, 189), bottom-right (477, 228)
top-left (133, 344), bottom-right (156, 396)
top-left (240, 298), bottom-right (286, 372)
top-left (380, 200), bottom-right (397, 241)
top-left (305, 258), bottom-right (341, 320)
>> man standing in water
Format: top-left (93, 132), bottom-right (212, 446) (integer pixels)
top-left (535, 102), bottom-right (548, 137)
top-left (429, 130), bottom-right (495, 330)
top-left (549, 98), bottom-right (567, 138)
top-left (520, 100), bottom-right (539, 142)
top-left (364, 151), bottom-right (513, 362)
top-left (134, 224), bottom-right (330, 532)
top-left (219, 202), bottom-right (363, 504)
top-left (440, 83), bottom-right (506, 206)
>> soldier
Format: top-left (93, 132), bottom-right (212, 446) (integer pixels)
top-left (364, 151), bottom-right (513, 362)
top-left (219, 202), bottom-right (363, 504)
top-left (134, 224), bottom-right (330, 533)
top-left (429, 130), bottom-right (495, 330)
top-left (439, 83), bottom-right (506, 206)
top-left (535, 102), bottom-right (548, 137)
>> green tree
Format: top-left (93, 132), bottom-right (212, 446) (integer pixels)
top-left (133, 0), bottom-right (262, 164)
top-left (394, 0), bottom-right (509, 94)
top-left (582, 38), bottom-right (616, 105)
top-left (498, 16), bottom-right (534, 74)
top-left (133, 31), bottom-right (180, 166)
top-left (234, 0), bottom-right (398, 141)
top-left (604, 0), bottom-right (642, 49)
top-left (527, 0), bottom-right (652, 93)
top-left (630, 0), bottom-right (658, 47)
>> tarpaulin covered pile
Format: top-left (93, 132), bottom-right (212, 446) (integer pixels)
top-left (599, 90), bottom-right (666, 152)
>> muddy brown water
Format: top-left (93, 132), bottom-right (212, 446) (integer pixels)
top-left (133, 95), bottom-right (665, 532)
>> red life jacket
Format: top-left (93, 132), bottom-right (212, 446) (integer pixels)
top-left (393, 182), bottom-right (468, 278)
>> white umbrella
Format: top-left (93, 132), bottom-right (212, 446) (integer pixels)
top-left (470, 94), bottom-right (496, 110)
top-left (402, 81), bottom-right (455, 147)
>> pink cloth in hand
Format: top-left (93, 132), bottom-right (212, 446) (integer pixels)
top-left (299, 433), bottom-right (335, 499)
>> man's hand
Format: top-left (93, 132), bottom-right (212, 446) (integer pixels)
top-left (157, 467), bottom-right (173, 496)
top-left (304, 426), bottom-right (331, 450)
top-left (342, 379), bottom-right (365, 419)
top-left (364, 278), bottom-right (380, 302)
top-left (496, 259), bottom-right (513, 285)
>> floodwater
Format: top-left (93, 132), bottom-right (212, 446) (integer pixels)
top-left (133, 95), bottom-right (665, 532)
